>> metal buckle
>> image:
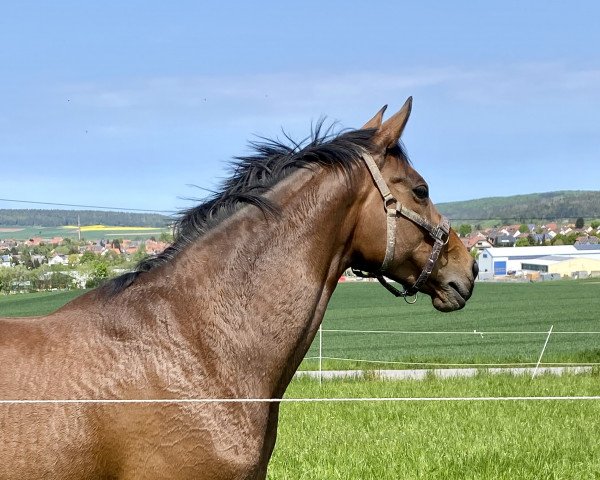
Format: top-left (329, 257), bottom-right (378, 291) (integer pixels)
top-left (432, 219), bottom-right (450, 245)
top-left (383, 194), bottom-right (397, 215)
top-left (431, 226), bottom-right (447, 243)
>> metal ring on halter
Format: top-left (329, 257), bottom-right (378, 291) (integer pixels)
top-left (403, 293), bottom-right (418, 304)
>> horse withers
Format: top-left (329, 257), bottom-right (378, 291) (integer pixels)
top-left (0, 98), bottom-right (477, 479)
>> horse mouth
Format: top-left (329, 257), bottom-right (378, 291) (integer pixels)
top-left (431, 281), bottom-right (472, 312)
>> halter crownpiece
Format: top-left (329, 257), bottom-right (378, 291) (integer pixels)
top-left (352, 153), bottom-right (450, 303)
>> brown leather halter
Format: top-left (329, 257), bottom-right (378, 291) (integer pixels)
top-left (352, 153), bottom-right (451, 303)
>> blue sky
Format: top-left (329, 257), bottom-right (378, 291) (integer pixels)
top-left (1, 1), bottom-right (599, 214)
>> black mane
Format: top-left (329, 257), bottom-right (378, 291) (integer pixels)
top-left (103, 123), bottom-right (407, 296)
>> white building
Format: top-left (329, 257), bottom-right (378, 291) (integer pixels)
top-left (477, 245), bottom-right (600, 280)
top-left (0, 254), bottom-right (12, 267)
top-left (520, 255), bottom-right (600, 278)
top-left (48, 254), bottom-right (69, 266)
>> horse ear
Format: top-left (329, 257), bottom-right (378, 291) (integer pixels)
top-left (374, 96), bottom-right (412, 149)
top-left (362, 105), bottom-right (388, 130)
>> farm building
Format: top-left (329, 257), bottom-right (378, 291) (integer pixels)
top-left (477, 245), bottom-right (600, 280)
top-left (520, 256), bottom-right (600, 277)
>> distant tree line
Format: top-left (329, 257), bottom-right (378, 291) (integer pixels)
top-left (438, 190), bottom-right (600, 222)
top-left (0, 209), bottom-right (171, 228)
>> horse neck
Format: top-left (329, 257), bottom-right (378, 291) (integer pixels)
top-left (158, 166), bottom-right (364, 396)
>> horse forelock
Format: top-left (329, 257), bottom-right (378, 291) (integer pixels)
top-left (102, 122), bottom-right (411, 297)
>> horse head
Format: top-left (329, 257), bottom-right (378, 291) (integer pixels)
top-left (352, 97), bottom-right (477, 311)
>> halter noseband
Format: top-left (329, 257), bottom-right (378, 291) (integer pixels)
top-left (352, 154), bottom-right (451, 303)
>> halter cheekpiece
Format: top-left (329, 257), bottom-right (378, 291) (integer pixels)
top-left (352, 153), bottom-right (450, 303)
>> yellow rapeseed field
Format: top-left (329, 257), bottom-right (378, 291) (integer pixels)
top-left (62, 225), bottom-right (162, 232)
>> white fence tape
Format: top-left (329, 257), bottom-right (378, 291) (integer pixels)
top-left (2, 396), bottom-right (600, 405)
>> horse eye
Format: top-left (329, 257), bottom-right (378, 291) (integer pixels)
top-left (413, 185), bottom-right (429, 199)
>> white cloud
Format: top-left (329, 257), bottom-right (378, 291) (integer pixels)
top-left (63, 62), bottom-right (600, 116)
top-left (66, 68), bottom-right (463, 109)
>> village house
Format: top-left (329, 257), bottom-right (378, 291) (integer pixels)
top-left (461, 232), bottom-right (492, 252)
top-left (487, 231), bottom-right (516, 247)
top-left (576, 236), bottom-right (599, 245)
top-left (145, 239), bottom-right (169, 255)
top-left (48, 254), bottom-right (69, 266)
top-left (26, 237), bottom-right (44, 247)
top-left (0, 254), bottom-right (12, 267)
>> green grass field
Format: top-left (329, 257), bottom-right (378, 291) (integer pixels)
top-left (0, 290), bottom-right (87, 317)
top-left (269, 374), bottom-right (600, 479)
top-left (302, 279), bottom-right (600, 369)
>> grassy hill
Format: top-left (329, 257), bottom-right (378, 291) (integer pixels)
top-left (437, 190), bottom-right (600, 224)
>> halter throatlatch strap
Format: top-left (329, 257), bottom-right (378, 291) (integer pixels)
top-left (353, 154), bottom-right (450, 302)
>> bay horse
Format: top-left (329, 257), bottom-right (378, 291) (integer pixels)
top-left (0, 98), bottom-right (477, 479)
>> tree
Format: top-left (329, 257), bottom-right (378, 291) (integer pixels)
top-left (32, 244), bottom-right (52, 256)
top-left (591, 220), bottom-right (600, 229)
top-left (519, 224), bottom-right (529, 233)
top-left (55, 245), bottom-right (70, 255)
top-left (551, 233), bottom-right (578, 246)
top-left (458, 224), bottom-right (472, 237)
top-left (20, 251), bottom-right (33, 269)
top-left (0, 265), bottom-right (31, 293)
top-left (85, 260), bottom-right (109, 288)
top-left (80, 251), bottom-right (97, 264)
top-left (48, 272), bottom-right (71, 290)
top-left (575, 217), bottom-right (584, 229)
top-left (515, 238), bottom-right (530, 247)
top-left (104, 250), bottom-right (121, 265)
top-left (132, 244), bottom-right (149, 264)
top-left (0, 268), bottom-right (12, 293)
top-left (159, 231), bottom-right (174, 243)
top-left (92, 260), bottom-right (109, 280)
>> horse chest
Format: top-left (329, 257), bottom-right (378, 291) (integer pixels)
top-left (0, 404), bottom-right (270, 480)
top-left (102, 403), bottom-right (271, 479)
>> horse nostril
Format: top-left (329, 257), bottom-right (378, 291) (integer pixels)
top-left (472, 261), bottom-right (479, 278)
